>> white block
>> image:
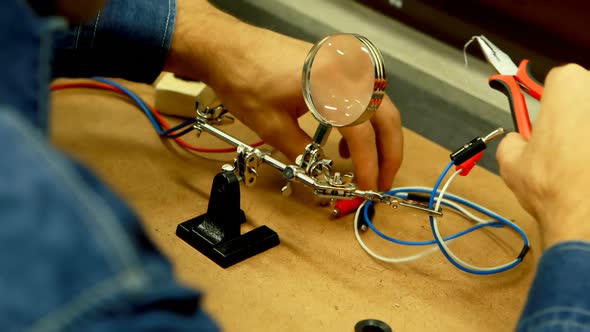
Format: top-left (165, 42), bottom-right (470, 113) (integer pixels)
top-left (154, 72), bottom-right (217, 118)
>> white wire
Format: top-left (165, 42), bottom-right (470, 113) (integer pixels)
top-left (438, 200), bottom-right (489, 224)
top-left (354, 184), bottom-right (512, 265)
top-left (353, 200), bottom-right (442, 263)
top-left (391, 186), bottom-right (513, 226)
top-left (431, 170), bottom-right (520, 272)
top-left (396, 191), bottom-right (490, 225)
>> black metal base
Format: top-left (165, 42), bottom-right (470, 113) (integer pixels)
top-left (176, 171), bottom-right (279, 268)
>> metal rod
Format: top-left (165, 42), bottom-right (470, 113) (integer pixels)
top-left (198, 121), bottom-right (247, 148)
top-left (312, 123), bottom-right (332, 147)
top-left (197, 119), bottom-right (442, 217)
top-left (198, 120), bottom-right (288, 173)
top-left (398, 200), bottom-right (443, 217)
top-left (482, 127), bottom-right (505, 144)
top-left (294, 172), bottom-right (316, 187)
top-left (261, 155), bottom-right (285, 172)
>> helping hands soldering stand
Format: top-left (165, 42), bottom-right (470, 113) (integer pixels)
top-left (176, 34), bottom-right (442, 268)
top-left (176, 105), bottom-right (281, 269)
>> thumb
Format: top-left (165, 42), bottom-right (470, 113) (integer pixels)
top-left (496, 132), bottom-right (527, 184)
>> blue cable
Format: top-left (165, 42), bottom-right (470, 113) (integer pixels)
top-left (361, 160), bottom-right (529, 274)
top-left (390, 189), bottom-right (505, 222)
top-left (161, 118), bottom-right (198, 136)
top-left (91, 77), bottom-right (199, 138)
top-left (390, 191), bottom-right (503, 228)
top-left (361, 161), bottom-right (499, 246)
top-left (362, 201), bottom-right (503, 246)
top-left (426, 161), bottom-right (529, 275)
top-left (91, 77), bottom-right (165, 134)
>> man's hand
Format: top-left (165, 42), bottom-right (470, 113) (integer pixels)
top-left (496, 64), bottom-right (590, 249)
top-left (165, 0), bottom-right (402, 191)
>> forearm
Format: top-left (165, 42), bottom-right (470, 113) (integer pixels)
top-left (534, 204), bottom-right (590, 250)
top-left (164, 0), bottom-right (244, 85)
top-left (164, 0), bottom-right (307, 94)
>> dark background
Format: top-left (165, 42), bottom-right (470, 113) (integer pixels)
top-left (358, 0), bottom-right (590, 81)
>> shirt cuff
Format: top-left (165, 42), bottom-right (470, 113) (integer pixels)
top-left (52, 0), bottom-right (176, 83)
top-left (516, 241), bottom-right (590, 331)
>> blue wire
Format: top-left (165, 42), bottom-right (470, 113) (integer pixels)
top-left (362, 201), bottom-right (504, 246)
top-left (91, 77), bottom-right (199, 137)
top-left (361, 160), bottom-right (529, 274)
top-left (91, 77), bottom-right (165, 134)
top-left (391, 192), bottom-right (503, 228)
top-left (362, 161), bottom-right (474, 246)
top-left (166, 124), bottom-right (197, 138)
top-left (390, 189), bottom-right (505, 222)
top-left (426, 161), bottom-right (529, 275)
top-left (161, 118), bottom-right (198, 136)
top-left (432, 161), bottom-right (455, 198)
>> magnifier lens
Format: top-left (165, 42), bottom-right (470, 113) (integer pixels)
top-left (303, 34), bottom-right (384, 127)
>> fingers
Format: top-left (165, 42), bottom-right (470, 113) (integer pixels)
top-left (371, 95), bottom-right (403, 191)
top-left (545, 63), bottom-right (588, 90)
top-left (496, 132), bottom-right (539, 218)
top-left (337, 95), bottom-right (403, 191)
top-left (338, 122), bottom-right (379, 190)
top-left (496, 132), bottom-right (527, 190)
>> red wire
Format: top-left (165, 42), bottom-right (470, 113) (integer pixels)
top-left (50, 82), bottom-right (265, 153)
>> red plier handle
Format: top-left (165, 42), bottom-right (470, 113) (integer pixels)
top-left (488, 60), bottom-right (544, 141)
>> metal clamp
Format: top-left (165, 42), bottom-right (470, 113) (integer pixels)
top-left (196, 102), bottom-right (234, 126)
top-left (353, 190), bottom-right (442, 216)
top-left (193, 115), bottom-right (442, 217)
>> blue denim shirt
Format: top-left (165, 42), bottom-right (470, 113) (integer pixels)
top-left (0, 0), bottom-right (217, 331)
top-left (1, 0), bottom-right (589, 331)
top-left (517, 241), bottom-right (590, 331)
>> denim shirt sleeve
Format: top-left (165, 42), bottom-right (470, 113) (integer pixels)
top-left (52, 0), bottom-right (175, 83)
top-left (516, 241), bottom-right (590, 331)
top-left (0, 106), bottom-right (219, 332)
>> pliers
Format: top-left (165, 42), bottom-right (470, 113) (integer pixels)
top-left (476, 35), bottom-right (544, 140)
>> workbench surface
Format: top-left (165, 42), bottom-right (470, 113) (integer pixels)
top-left (51, 79), bottom-right (539, 332)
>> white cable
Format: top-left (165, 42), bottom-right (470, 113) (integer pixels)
top-left (353, 200), bottom-right (441, 263)
top-left (354, 184), bottom-right (513, 265)
top-left (438, 200), bottom-right (489, 224)
top-left (431, 170), bottom-right (520, 272)
top-left (399, 193), bottom-right (490, 224)
top-left (391, 186), bottom-right (501, 225)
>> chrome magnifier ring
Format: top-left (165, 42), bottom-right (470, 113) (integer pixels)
top-left (301, 33), bottom-right (387, 128)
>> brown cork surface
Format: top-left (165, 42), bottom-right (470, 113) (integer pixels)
top-left (50, 79), bottom-right (540, 332)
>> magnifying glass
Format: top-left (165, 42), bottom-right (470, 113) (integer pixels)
top-left (302, 33), bottom-right (387, 146)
